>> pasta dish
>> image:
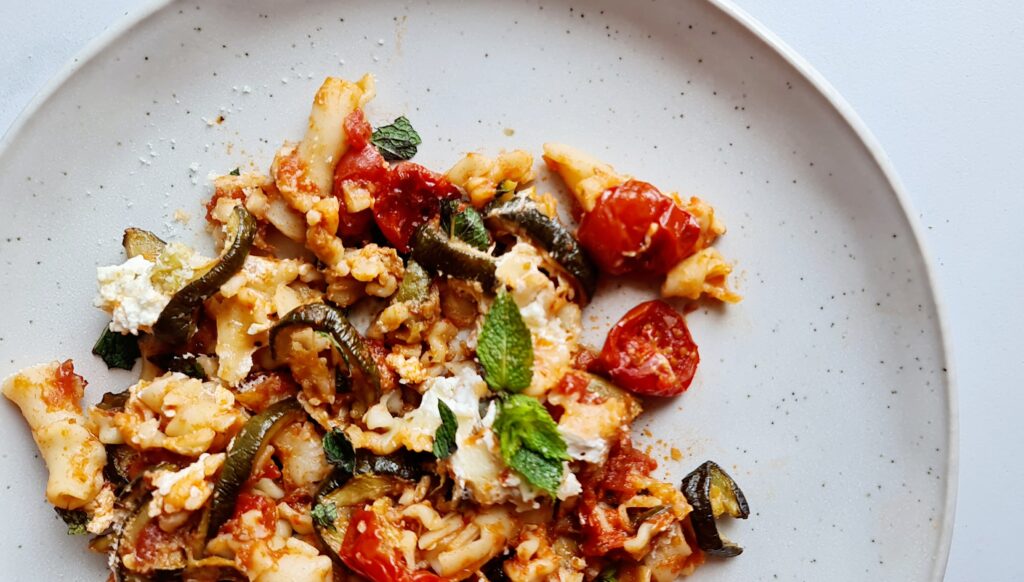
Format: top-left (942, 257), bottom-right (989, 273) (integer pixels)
top-left (2, 75), bottom-right (750, 582)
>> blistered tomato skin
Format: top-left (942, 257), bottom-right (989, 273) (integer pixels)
top-left (341, 508), bottom-right (444, 582)
top-left (373, 162), bottom-right (460, 252)
top-left (592, 299), bottom-right (699, 397)
top-left (333, 110), bottom-right (388, 242)
top-left (577, 180), bottom-right (700, 275)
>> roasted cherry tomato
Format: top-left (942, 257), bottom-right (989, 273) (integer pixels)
top-left (340, 508), bottom-right (444, 582)
top-left (373, 162), bottom-right (460, 252)
top-left (333, 110), bottom-right (388, 243)
top-left (577, 180), bottom-right (700, 275)
top-left (592, 300), bottom-right (699, 396)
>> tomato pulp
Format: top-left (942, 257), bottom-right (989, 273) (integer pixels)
top-left (577, 180), bottom-right (700, 275)
top-left (592, 300), bottom-right (699, 396)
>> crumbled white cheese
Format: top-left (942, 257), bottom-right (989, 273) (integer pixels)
top-left (94, 255), bottom-right (171, 334)
top-left (495, 242), bottom-right (581, 395)
top-left (559, 425), bottom-right (610, 464)
top-left (450, 396), bottom-right (582, 506)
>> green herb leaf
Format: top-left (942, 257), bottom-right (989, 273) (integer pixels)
top-left (54, 507), bottom-right (89, 535)
top-left (91, 326), bottom-right (141, 370)
top-left (229, 167), bottom-right (241, 176)
top-left (452, 208), bottom-right (491, 251)
top-left (477, 291), bottom-right (533, 392)
top-left (432, 400), bottom-right (458, 459)
top-left (311, 502), bottom-right (338, 530)
top-left (511, 447), bottom-right (563, 495)
top-left (323, 429), bottom-right (356, 473)
top-left (494, 394), bottom-right (569, 496)
top-left (371, 116), bottom-right (422, 161)
top-left (596, 567), bottom-right (618, 582)
top-left (440, 200), bottom-right (491, 251)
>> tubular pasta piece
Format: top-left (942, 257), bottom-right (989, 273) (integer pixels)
top-left (2, 361), bottom-right (106, 509)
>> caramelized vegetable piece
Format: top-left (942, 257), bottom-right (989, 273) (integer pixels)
top-left (269, 302), bottom-right (382, 397)
top-left (410, 221), bottom-right (497, 288)
top-left (484, 194), bottom-right (598, 304)
top-left (153, 205), bottom-right (256, 345)
top-left (680, 460), bottom-right (750, 557)
top-left (204, 399), bottom-right (304, 541)
top-left (122, 228), bottom-right (167, 260)
top-left (393, 260), bottom-right (432, 304)
top-left (313, 473), bottom-right (407, 558)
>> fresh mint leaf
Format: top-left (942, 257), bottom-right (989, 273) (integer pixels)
top-left (323, 429), bottom-right (356, 473)
top-left (91, 325), bottom-right (140, 370)
top-left (311, 502), bottom-right (338, 530)
top-left (511, 447), bottom-right (562, 496)
top-left (451, 208), bottom-right (491, 251)
top-left (229, 167), bottom-right (241, 176)
top-left (371, 116), bottom-right (421, 161)
top-left (432, 399), bottom-right (458, 459)
top-left (54, 507), bottom-right (88, 535)
top-left (494, 394), bottom-right (569, 496)
top-left (477, 291), bottom-right (533, 392)
top-left (440, 200), bottom-right (491, 251)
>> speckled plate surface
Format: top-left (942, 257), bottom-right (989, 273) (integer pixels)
top-left (0, 0), bottom-right (955, 579)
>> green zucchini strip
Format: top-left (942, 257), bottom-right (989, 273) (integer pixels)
top-left (204, 399), bottom-right (304, 541)
top-left (153, 205), bottom-right (256, 345)
top-left (484, 195), bottom-right (598, 304)
top-left (410, 222), bottom-right (497, 288)
top-left (269, 302), bottom-right (382, 397)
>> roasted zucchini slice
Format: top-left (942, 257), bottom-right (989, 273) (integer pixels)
top-left (394, 259), bottom-right (433, 304)
top-left (269, 302), bottom-right (382, 397)
top-left (410, 221), bottom-right (497, 288)
top-left (484, 195), bottom-right (598, 303)
top-left (680, 460), bottom-right (750, 557)
top-left (204, 399), bottom-right (304, 541)
top-left (153, 205), bottom-right (256, 345)
top-left (313, 473), bottom-right (407, 559)
top-left (122, 228), bottom-right (166, 261)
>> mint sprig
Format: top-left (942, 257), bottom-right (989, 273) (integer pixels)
top-left (477, 291), bottom-right (533, 392)
top-left (494, 394), bottom-right (569, 496)
top-left (91, 325), bottom-right (140, 371)
top-left (323, 429), bottom-right (356, 473)
top-left (371, 116), bottom-right (421, 161)
top-left (432, 400), bottom-right (458, 459)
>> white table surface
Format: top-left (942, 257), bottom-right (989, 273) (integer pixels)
top-left (1, 0), bottom-right (1021, 580)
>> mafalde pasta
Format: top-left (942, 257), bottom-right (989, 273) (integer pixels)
top-left (3, 75), bottom-right (752, 581)
top-left (2, 361), bottom-right (106, 509)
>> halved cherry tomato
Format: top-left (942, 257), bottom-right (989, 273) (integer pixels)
top-left (333, 110), bottom-right (388, 243)
top-left (340, 508), bottom-right (445, 582)
top-left (577, 180), bottom-right (700, 275)
top-left (592, 300), bottom-right (699, 396)
top-left (373, 162), bottom-right (460, 252)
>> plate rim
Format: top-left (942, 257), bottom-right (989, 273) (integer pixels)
top-left (0, 0), bottom-right (958, 578)
top-left (706, 2), bottom-right (958, 578)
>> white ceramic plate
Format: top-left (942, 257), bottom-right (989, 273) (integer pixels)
top-left (0, 0), bottom-right (955, 579)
